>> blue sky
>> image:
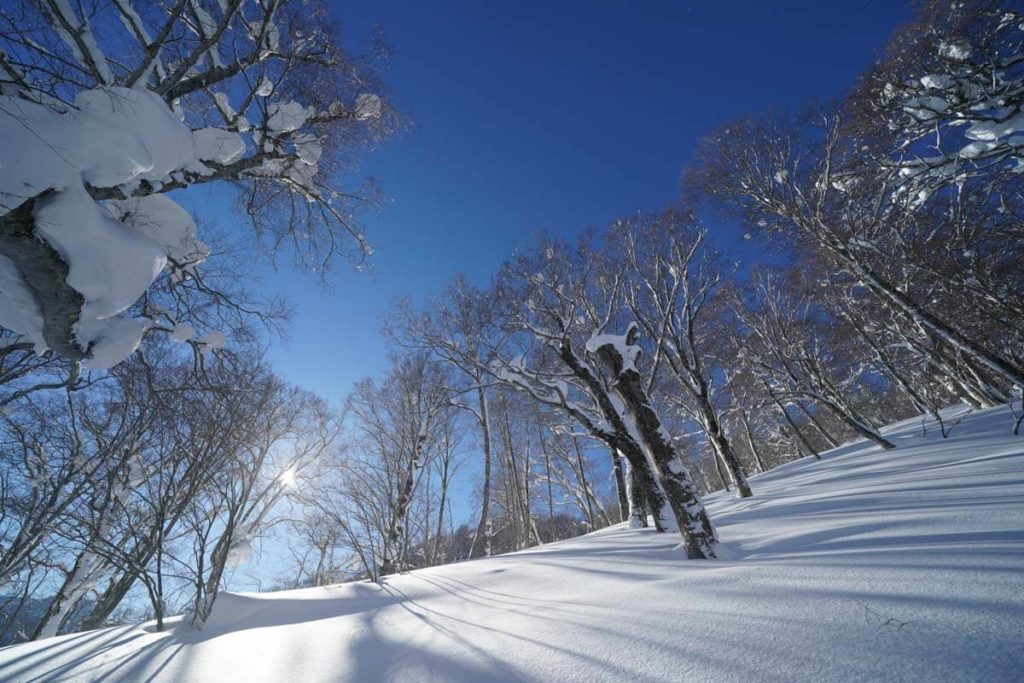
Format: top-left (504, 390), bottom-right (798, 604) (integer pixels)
top-left (239, 0), bottom-right (912, 404)
top-left (207, 0), bottom-right (915, 584)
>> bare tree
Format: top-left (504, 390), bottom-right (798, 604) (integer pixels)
top-left (489, 236), bottom-right (718, 558)
top-left (613, 212), bottom-right (753, 498)
top-left (184, 368), bottom-right (336, 629)
top-left (689, 112), bottom-right (1024, 393)
top-left (388, 277), bottom-right (502, 560)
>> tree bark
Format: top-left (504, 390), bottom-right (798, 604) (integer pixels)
top-left (610, 448), bottom-right (630, 522)
top-left (468, 386), bottom-right (493, 559)
top-left (740, 411), bottom-right (769, 472)
top-left (0, 194), bottom-right (85, 361)
top-left (594, 341), bottom-right (716, 559)
top-left (625, 460), bottom-right (648, 528)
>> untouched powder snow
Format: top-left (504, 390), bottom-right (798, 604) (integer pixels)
top-left (1, 406), bottom-right (1021, 682)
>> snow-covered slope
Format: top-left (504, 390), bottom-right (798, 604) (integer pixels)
top-left (2, 406), bottom-right (1022, 682)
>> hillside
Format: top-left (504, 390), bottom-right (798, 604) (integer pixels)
top-left (1, 406), bottom-right (1021, 682)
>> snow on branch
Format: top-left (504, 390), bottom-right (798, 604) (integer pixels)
top-left (0, 0), bottom-right (390, 371)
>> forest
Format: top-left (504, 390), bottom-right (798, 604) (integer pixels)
top-left (0, 0), bottom-right (1021, 653)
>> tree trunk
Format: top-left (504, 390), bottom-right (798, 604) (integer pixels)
top-left (832, 241), bottom-right (1024, 389)
top-left (713, 451), bottom-right (730, 491)
top-left (468, 386), bottom-right (493, 559)
top-left (572, 436), bottom-right (595, 530)
top-left (696, 391), bottom-right (752, 497)
top-left (610, 449), bottom-right (630, 522)
top-left (0, 193), bottom-right (86, 361)
top-left (814, 396), bottom-right (896, 450)
top-left (31, 551), bottom-right (106, 640)
top-left (594, 342), bottom-right (716, 559)
top-left (740, 411), bottom-right (769, 473)
top-left (796, 402), bottom-right (840, 449)
top-left (382, 421), bottom-right (430, 575)
top-left (769, 390), bottom-right (820, 460)
top-left (79, 569), bottom-right (137, 631)
top-left (541, 431), bottom-right (555, 539)
top-left (625, 460), bottom-right (648, 528)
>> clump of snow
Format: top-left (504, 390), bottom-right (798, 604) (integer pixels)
top-left (293, 133), bottom-right (323, 166)
top-left (74, 87), bottom-right (200, 189)
top-left (919, 74), bottom-right (954, 90)
top-left (965, 112), bottom-right (1024, 143)
top-left (0, 83), bottom-right (239, 367)
top-left (107, 194), bottom-right (209, 268)
top-left (0, 253), bottom-right (47, 353)
top-left (267, 101), bottom-right (313, 133)
top-left (938, 40), bottom-right (971, 60)
top-left (33, 184), bottom-right (166, 321)
top-left (198, 330), bottom-right (226, 353)
top-left (193, 128), bottom-right (247, 164)
top-left (354, 93), bottom-right (382, 121)
top-left (170, 322), bottom-right (195, 342)
top-left (586, 324), bottom-right (642, 374)
top-left (225, 537), bottom-right (253, 568)
top-left (78, 316), bottom-right (150, 370)
top-left (255, 77), bottom-right (274, 97)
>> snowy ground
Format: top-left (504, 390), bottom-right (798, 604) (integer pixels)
top-left (2, 406), bottom-right (1022, 682)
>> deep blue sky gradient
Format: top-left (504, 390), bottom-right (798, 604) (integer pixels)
top-left (235, 0), bottom-right (912, 402)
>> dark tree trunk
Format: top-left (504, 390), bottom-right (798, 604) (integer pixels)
top-left (713, 451), bottom-right (730, 491)
top-left (740, 411), bottom-right (769, 473)
top-left (625, 461), bottom-right (647, 528)
top-left (468, 386), bottom-right (493, 559)
top-left (571, 436), bottom-right (595, 531)
top-left (0, 193), bottom-right (86, 361)
top-left (796, 402), bottom-right (840, 449)
top-left (382, 422), bottom-right (430, 574)
top-left (694, 388), bottom-right (752, 497)
top-left (610, 448), bottom-right (630, 522)
top-left (769, 390), bottom-right (820, 460)
top-left (593, 339), bottom-right (716, 559)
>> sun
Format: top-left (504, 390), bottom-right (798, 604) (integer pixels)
top-left (279, 467), bottom-right (297, 487)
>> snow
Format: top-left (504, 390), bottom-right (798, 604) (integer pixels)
top-left (33, 184), bottom-right (166, 319)
top-left (74, 87), bottom-right (199, 189)
top-left (354, 93), bottom-right (383, 121)
top-left (267, 101), bottom-right (312, 133)
top-left (938, 41), bottom-right (971, 61)
top-left (170, 322), bottom-right (195, 342)
top-left (78, 316), bottom-right (150, 370)
top-left (293, 133), bottom-right (323, 166)
top-left (919, 74), bottom-right (953, 90)
top-left (198, 330), bottom-right (226, 352)
top-left (225, 538), bottom-right (254, 568)
top-left (586, 325), bottom-right (641, 374)
top-left (0, 86), bottom-right (198, 207)
top-left (2, 406), bottom-right (1021, 681)
top-left (193, 128), bottom-right (247, 165)
top-left (0, 83), bottom-right (219, 367)
top-left (965, 112), bottom-right (1024, 143)
top-left (255, 78), bottom-right (274, 97)
top-left (0, 253), bottom-right (47, 353)
top-left (108, 194), bottom-right (208, 267)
